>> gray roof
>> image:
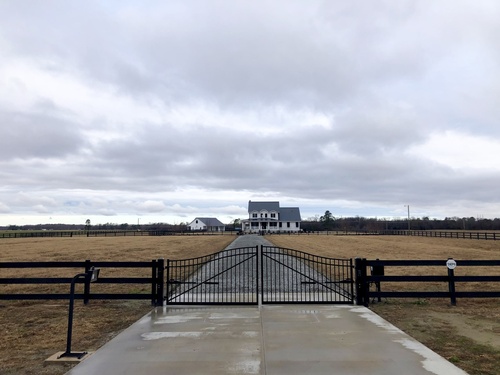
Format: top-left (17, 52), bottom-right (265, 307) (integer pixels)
top-left (248, 201), bottom-right (280, 213)
top-left (194, 217), bottom-right (225, 227)
top-left (279, 207), bottom-right (301, 221)
top-left (247, 201), bottom-right (301, 221)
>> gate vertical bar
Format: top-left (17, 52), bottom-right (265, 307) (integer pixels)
top-left (260, 246), bottom-right (265, 304)
top-left (165, 259), bottom-right (170, 304)
top-left (256, 245), bottom-right (259, 304)
top-left (350, 258), bottom-right (354, 304)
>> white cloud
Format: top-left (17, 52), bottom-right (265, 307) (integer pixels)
top-left (408, 131), bottom-right (500, 172)
top-left (0, 58), bottom-right (164, 128)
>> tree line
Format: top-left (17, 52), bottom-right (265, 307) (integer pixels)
top-left (302, 211), bottom-right (500, 232)
top-left (3, 213), bottom-right (500, 232)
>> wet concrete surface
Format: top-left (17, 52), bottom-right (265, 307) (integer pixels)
top-left (66, 304), bottom-right (468, 375)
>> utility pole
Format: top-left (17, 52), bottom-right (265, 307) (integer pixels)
top-left (405, 205), bottom-right (410, 232)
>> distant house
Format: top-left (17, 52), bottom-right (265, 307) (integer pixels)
top-left (187, 217), bottom-right (225, 232)
top-left (241, 201), bottom-right (301, 233)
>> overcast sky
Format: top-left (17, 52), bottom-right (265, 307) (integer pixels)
top-left (1, 1), bottom-right (500, 226)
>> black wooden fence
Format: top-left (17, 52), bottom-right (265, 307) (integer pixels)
top-left (381, 230), bottom-right (500, 240)
top-left (276, 230), bottom-right (500, 240)
top-left (0, 259), bottom-right (164, 306)
top-left (3, 256), bottom-right (499, 308)
top-left (355, 258), bottom-right (500, 306)
top-left (0, 230), bottom-right (235, 238)
top-left (2, 229), bottom-right (500, 240)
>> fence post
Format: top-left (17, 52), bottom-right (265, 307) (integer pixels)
top-left (151, 260), bottom-right (157, 306)
top-left (446, 258), bottom-right (457, 306)
top-left (355, 258), bottom-right (368, 306)
top-left (83, 260), bottom-right (92, 305)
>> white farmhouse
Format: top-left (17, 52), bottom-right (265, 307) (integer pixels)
top-left (187, 217), bottom-right (225, 232)
top-left (241, 201), bottom-right (302, 233)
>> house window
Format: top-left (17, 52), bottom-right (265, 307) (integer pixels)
top-left (270, 222), bottom-right (277, 227)
top-left (252, 213), bottom-right (257, 218)
top-left (196, 220), bottom-right (198, 224)
top-left (265, 213), bottom-right (268, 218)
top-left (279, 222), bottom-right (282, 228)
top-left (271, 213), bottom-right (276, 218)
top-left (287, 222), bottom-right (290, 228)
top-left (296, 223), bottom-right (299, 228)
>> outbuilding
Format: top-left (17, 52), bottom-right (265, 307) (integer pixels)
top-left (187, 217), bottom-right (225, 232)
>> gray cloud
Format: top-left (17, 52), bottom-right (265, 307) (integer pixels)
top-left (0, 110), bottom-right (84, 160)
top-left (1, 1), bottom-right (500, 224)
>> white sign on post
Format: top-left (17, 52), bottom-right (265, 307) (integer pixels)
top-left (446, 259), bottom-right (457, 270)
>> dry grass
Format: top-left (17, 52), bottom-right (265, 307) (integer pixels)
top-left (267, 232), bottom-right (500, 259)
top-left (1, 234), bottom-right (499, 375)
top-left (267, 234), bottom-right (500, 375)
top-left (0, 235), bottom-right (235, 375)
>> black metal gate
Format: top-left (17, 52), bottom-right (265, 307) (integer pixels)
top-left (166, 245), bottom-right (353, 305)
top-left (261, 246), bottom-right (354, 304)
top-left (166, 246), bottom-right (259, 305)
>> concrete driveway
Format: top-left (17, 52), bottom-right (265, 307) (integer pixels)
top-left (66, 304), bottom-right (468, 375)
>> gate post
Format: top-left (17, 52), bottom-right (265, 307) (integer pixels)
top-left (83, 260), bottom-right (92, 305)
top-left (157, 258), bottom-right (165, 306)
top-left (156, 258), bottom-right (165, 306)
top-left (165, 259), bottom-right (170, 305)
top-left (151, 259), bottom-right (156, 306)
top-left (355, 258), bottom-right (369, 306)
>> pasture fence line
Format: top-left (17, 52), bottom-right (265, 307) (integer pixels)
top-left (1, 229), bottom-right (500, 240)
top-left (269, 230), bottom-right (500, 240)
top-left (354, 258), bottom-right (500, 307)
top-left (0, 259), bottom-right (164, 306)
top-left (0, 230), bottom-right (238, 239)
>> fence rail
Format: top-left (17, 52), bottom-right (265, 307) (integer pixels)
top-left (354, 258), bottom-right (500, 306)
top-left (0, 230), bottom-right (237, 239)
top-left (382, 230), bottom-right (500, 240)
top-left (0, 259), bottom-right (164, 305)
top-left (276, 230), bottom-right (500, 239)
top-left (3, 256), bottom-right (499, 308)
top-left (2, 229), bottom-right (500, 240)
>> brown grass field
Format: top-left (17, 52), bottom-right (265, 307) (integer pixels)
top-left (0, 234), bottom-right (499, 375)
